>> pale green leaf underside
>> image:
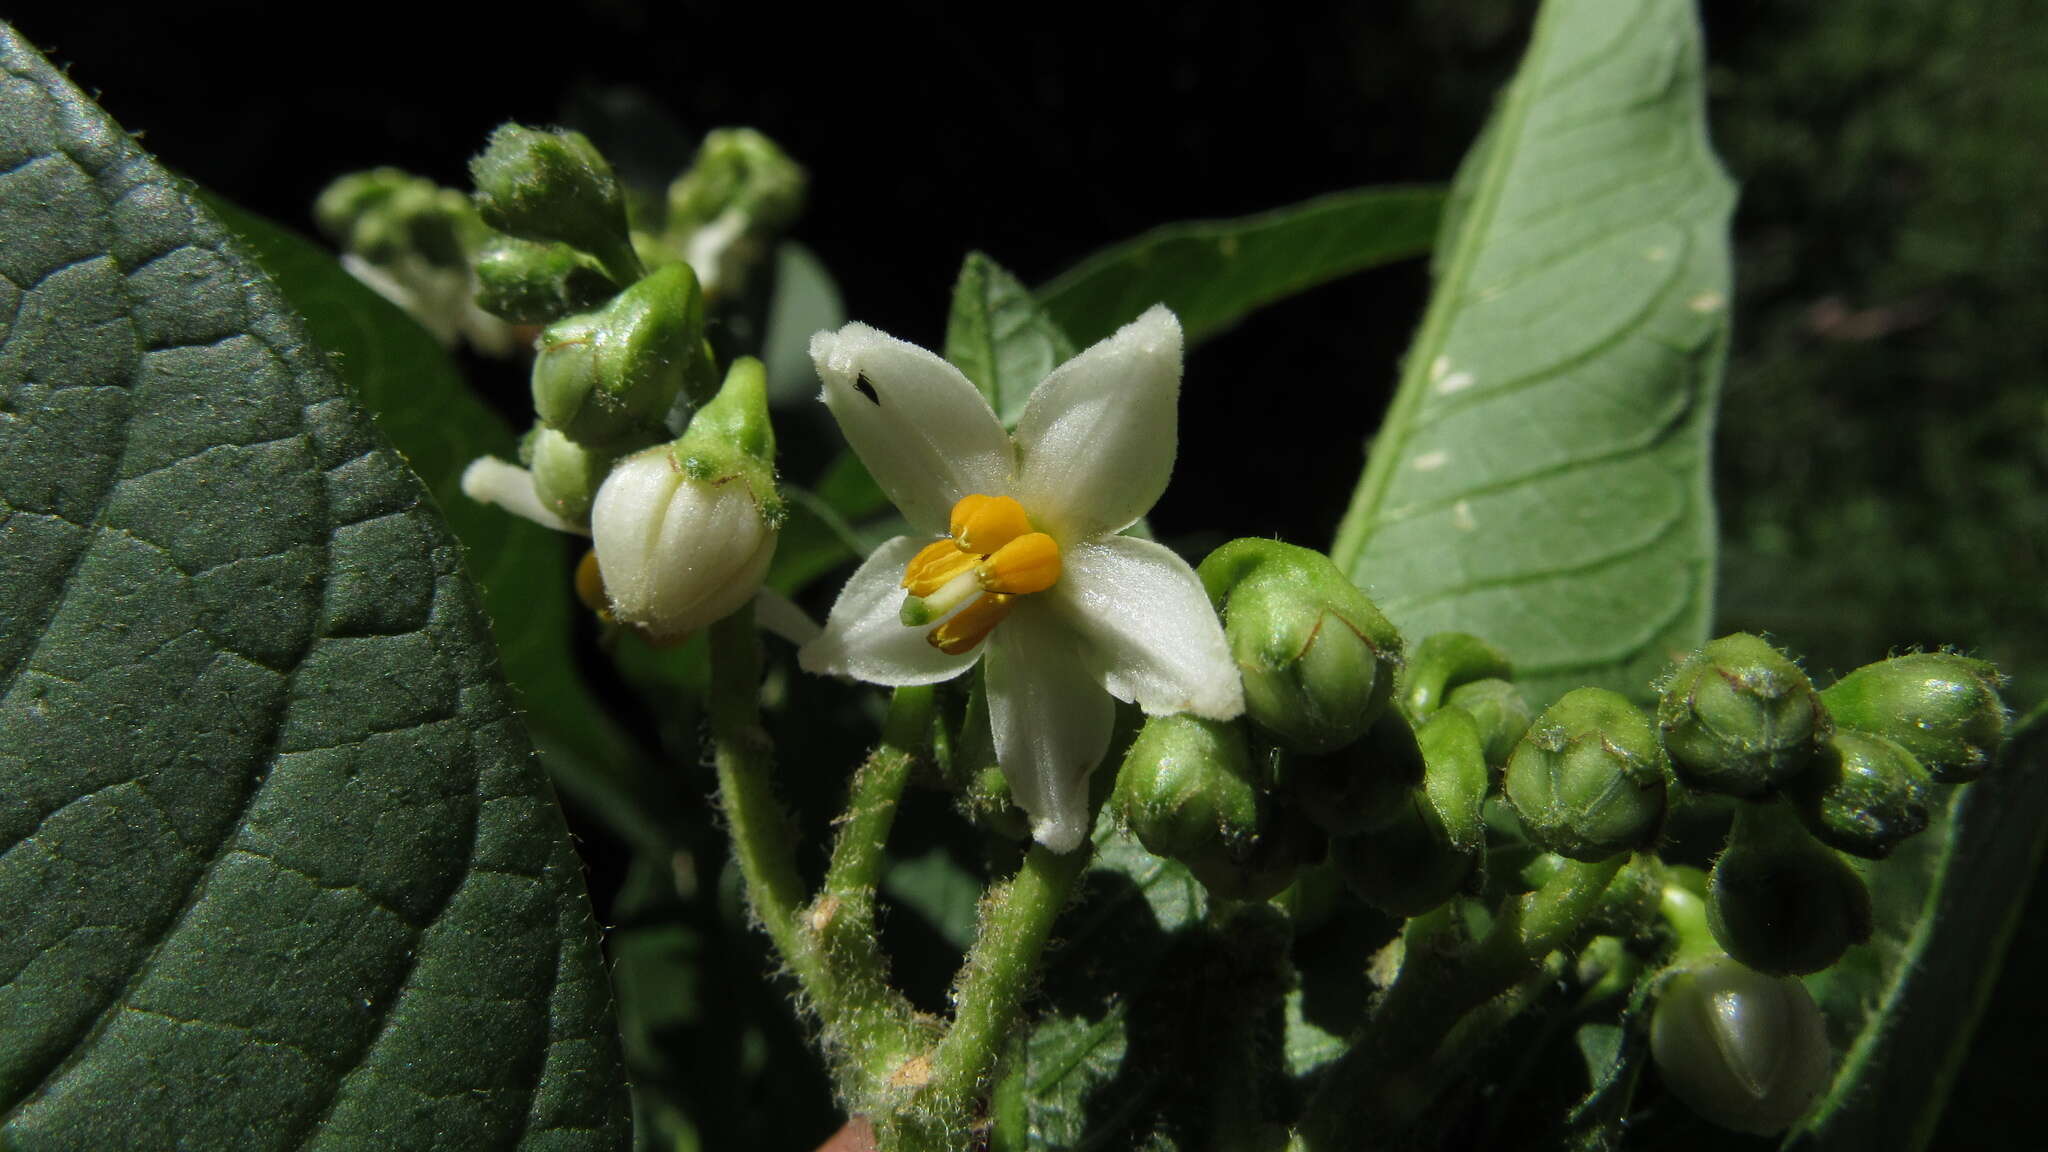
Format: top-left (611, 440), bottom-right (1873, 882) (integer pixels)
top-left (1331, 0), bottom-right (1734, 707)
top-left (1038, 185), bottom-right (1444, 350)
top-left (0, 27), bottom-right (626, 1150)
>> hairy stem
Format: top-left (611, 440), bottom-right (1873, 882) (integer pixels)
top-left (706, 609), bottom-right (924, 1098)
top-left (885, 842), bottom-right (1091, 1148)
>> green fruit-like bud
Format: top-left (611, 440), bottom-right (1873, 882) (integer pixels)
top-left (522, 426), bottom-right (607, 528)
top-left (474, 237), bottom-right (618, 324)
top-left (1708, 801), bottom-right (1871, 975)
top-left (1115, 715), bottom-right (1305, 901)
top-left (471, 123), bottom-right (639, 279)
top-left (1418, 707), bottom-right (1489, 853)
top-left (1651, 957), bottom-right (1831, 1135)
top-left (1197, 539), bottom-right (1403, 753)
top-left (1287, 705), bottom-right (1425, 835)
top-left (1503, 688), bottom-right (1669, 862)
top-left (1401, 632), bottom-right (1512, 718)
top-left (1443, 678), bottom-right (1533, 768)
top-left (1789, 730), bottom-right (1933, 859)
top-left (533, 264), bottom-right (712, 450)
top-left (1659, 634), bottom-right (1829, 797)
top-left (1822, 652), bottom-right (2007, 783)
top-left (1329, 791), bottom-right (1476, 917)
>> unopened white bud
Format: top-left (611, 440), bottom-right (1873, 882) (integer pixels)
top-left (590, 447), bottom-right (777, 642)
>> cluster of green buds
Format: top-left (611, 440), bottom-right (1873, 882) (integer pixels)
top-left (315, 168), bottom-right (513, 353)
top-left (454, 123), bottom-right (787, 643)
top-left (660, 128), bottom-right (806, 297)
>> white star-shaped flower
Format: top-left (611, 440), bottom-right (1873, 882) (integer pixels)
top-left (800, 306), bottom-right (1244, 852)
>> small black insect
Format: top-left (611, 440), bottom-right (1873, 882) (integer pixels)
top-left (854, 372), bottom-right (881, 405)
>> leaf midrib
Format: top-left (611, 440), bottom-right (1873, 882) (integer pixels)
top-left (1328, 2), bottom-right (1562, 570)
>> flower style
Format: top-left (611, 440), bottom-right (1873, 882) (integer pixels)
top-left (800, 307), bottom-right (1244, 852)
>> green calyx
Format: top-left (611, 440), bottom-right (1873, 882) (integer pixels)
top-left (1442, 677), bottom-right (1533, 768)
top-left (1417, 706), bottom-right (1489, 854)
top-left (1789, 729), bottom-right (1934, 859)
top-left (1708, 799), bottom-right (1871, 975)
top-left (471, 123), bottom-right (642, 282)
top-left (1503, 688), bottom-right (1669, 862)
top-left (532, 263), bottom-right (715, 451)
top-left (1114, 715), bottom-right (1304, 901)
top-left (1658, 633), bottom-right (1828, 798)
top-left (667, 127), bottom-right (807, 238)
top-left (1400, 631), bottom-right (1513, 719)
top-left (669, 356), bottom-right (783, 522)
top-left (1650, 957), bottom-right (1832, 1136)
top-left (474, 236), bottom-right (618, 324)
top-left (316, 167), bottom-right (481, 268)
top-left (1197, 538), bottom-right (1404, 754)
top-left (1822, 651), bottom-right (2007, 783)
top-left (520, 426), bottom-right (608, 528)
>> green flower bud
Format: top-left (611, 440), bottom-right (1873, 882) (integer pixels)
top-left (1418, 706), bottom-right (1489, 853)
top-left (317, 168), bottom-right (480, 267)
top-left (1329, 791), bottom-right (1476, 918)
top-left (1114, 715), bottom-right (1305, 901)
top-left (669, 128), bottom-right (807, 236)
top-left (471, 123), bottom-right (640, 280)
top-left (1708, 800), bottom-right (1871, 975)
top-left (1822, 652), bottom-right (2007, 783)
top-left (474, 236), bottom-right (618, 324)
top-left (589, 359), bottom-right (781, 642)
top-left (1401, 632), bottom-right (1512, 719)
top-left (1197, 539), bottom-right (1403, 754)
top-left (1788, 730), bottom-right (1933, 860)
top-left (1658, 633), bottom-right (1828, 798)
top-left (1442, 677), bottom-right (1532, 768)
top-left (1503, 688), bottom-right (1669, 862)
top-left (522, 426), bottom-right (608, 528)
top-left (1286, 705), bottom-right (1425, 836)
top-left (1651, 957), bottom-right (1831, 1136)
top-left (533, 264), bottom-right (713, 450)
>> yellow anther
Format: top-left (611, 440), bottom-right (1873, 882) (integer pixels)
top-left (949, 493), bottom-right (1033, 554)
top-left (901, 537), bottom-right (978, 597)
top-left (927, 593), bottom-right (1015, 655)
top-left (575, 549), bottom-right (610, 617)
top-left (977, 532), bottom-right (1062, 595)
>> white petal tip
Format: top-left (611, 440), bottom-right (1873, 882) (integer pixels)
top-left (1029, 815), bottom-right (1088, 855)
top-left (460, 456), bottom-right (584, 535)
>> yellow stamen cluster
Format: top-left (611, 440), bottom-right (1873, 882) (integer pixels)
top-left (900, 493), bottom-right (1062, 654)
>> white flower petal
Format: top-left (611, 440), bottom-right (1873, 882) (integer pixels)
top-left (1011, 305), bottom-right (1182, 541)
top-left (461, 456), bottom-right (587, 536)
top-left (798, 536), bottom-right (982, 686)
top-left (985, 603), bottom-right (1116, 853)
top-left (1048, 535), bottom-right (1243, 720)
top-left (811, 324), bottom-right (1015, 535)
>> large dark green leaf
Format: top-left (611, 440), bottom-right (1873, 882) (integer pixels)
top-left (1788, 707), bottom-right (2048, 1151)
top-left (0, 28), bottom-right (627, 1149)
top-left (1328, 0), bottom-right (1734, 707)
top-left (194, 194), bottom-right (684, 856)
top-left (1038, 186), bottom-right (1443, 350)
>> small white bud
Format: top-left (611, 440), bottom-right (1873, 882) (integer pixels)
top-left (590, 447), bottom-right (777, 642)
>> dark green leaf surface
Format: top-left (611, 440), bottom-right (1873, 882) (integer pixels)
top-left (0, 28), bottom-right (627, 1149)
top-left (1329, 0), bottom-right (1735, 707)
top-left (197, 195), bottom-right (682, 855)
top-left (1039, 185), bottom-right (1443, 350)
top-left (946, 251), bottom-right (1077, 427)
top-left (1788, 708), bottom-right (2048, 1152)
